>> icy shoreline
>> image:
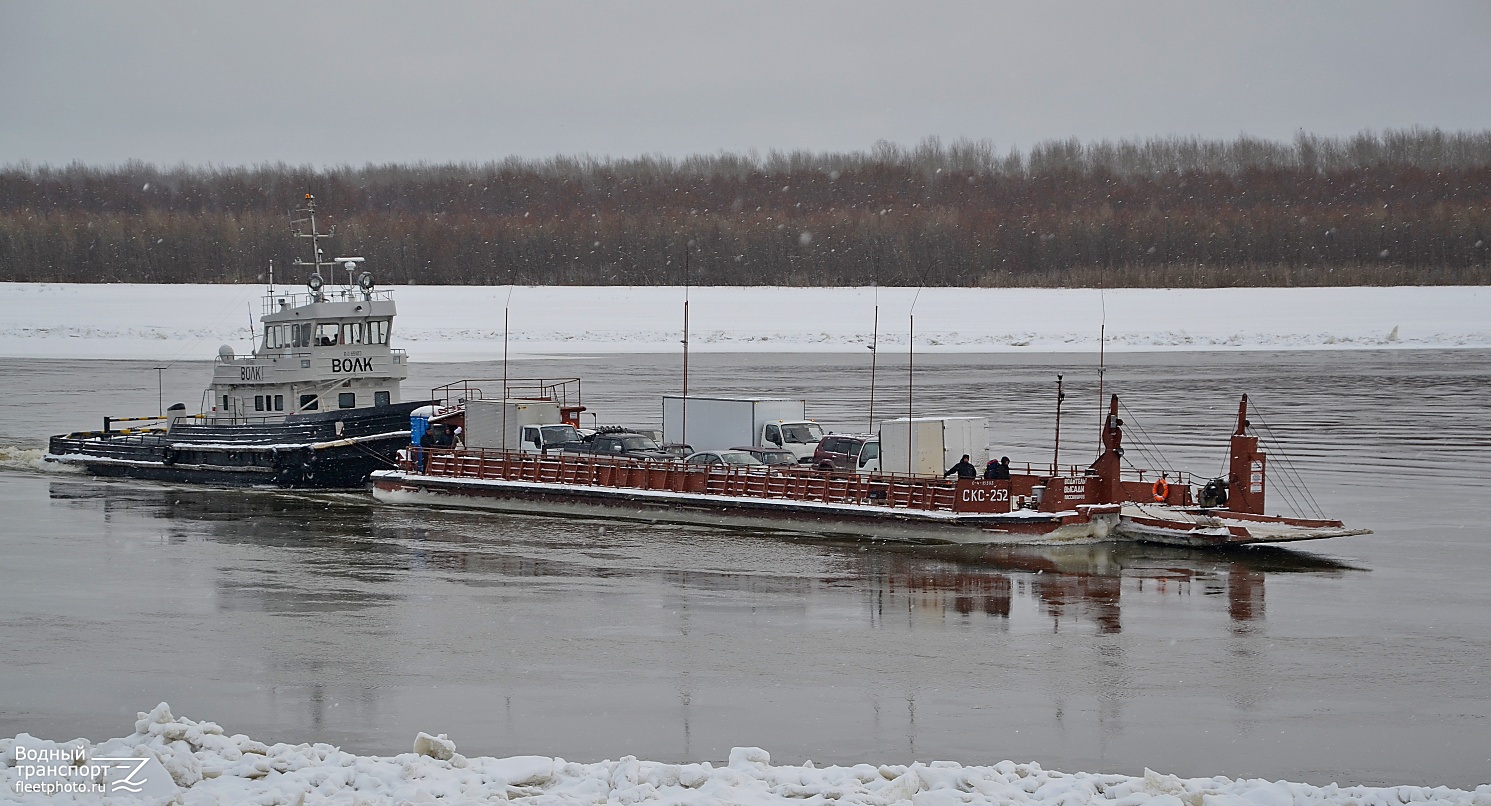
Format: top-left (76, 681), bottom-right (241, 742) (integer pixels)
top-left (1, 283), bottom-right (1487, 361)
top-left (4, 704), bottom-right (1486, 804)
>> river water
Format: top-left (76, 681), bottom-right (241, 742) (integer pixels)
top-left (2, 350), bottom-right (1489, 787)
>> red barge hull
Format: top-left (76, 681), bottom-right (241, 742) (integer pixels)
top-left (371, 393), bottom-right (1368, 547)
top-left (371, 467), bottom-right (1122, 545)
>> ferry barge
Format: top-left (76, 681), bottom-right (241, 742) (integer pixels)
top-left (371, 393), bottom-right (1369, 547)
top-left (47, 195), bottom-right (427, 489)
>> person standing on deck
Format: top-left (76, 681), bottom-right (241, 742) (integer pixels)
top-left (945, 454), bottom-right (978, 479)
top-left (985, 456), bottom-right (1011, 480)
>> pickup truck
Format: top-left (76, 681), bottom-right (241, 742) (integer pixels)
top-left (561, 431), bottom-right (675, 461)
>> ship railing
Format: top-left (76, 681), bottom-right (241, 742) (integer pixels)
top-left (262, 288), bottom-right (394, 313)
top-left (408, 448), bottom-right (963, 513)
top-left (99, 414), bottom-right (171, 434)
top-left (1003, 459), bottom-right (1198, 487)
top-left (429, 378), bottom-right (583, 409)
top-left (188, 413), bottom-right (288, 427)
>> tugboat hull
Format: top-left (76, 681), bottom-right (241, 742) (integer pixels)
top-left (48, 401), bottom-right (428, 489)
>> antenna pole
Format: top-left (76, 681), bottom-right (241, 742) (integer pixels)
top-left (1097, 321), bottom-right (1106, 447)
top-left (1097, 272), bottom-right (1107, 449)
top-left (681, 246), bottom-right (690, 447)
top-left (502, 302), bottom-right (509, 451)
top-left (154, 365), bottom-right (168, 417)
top-left (867, 301), bottom-right (879, 433)
top-left (1054, 374), bottom-right (1064, 474)
top-left (907, 313), bottom-right (914, 476)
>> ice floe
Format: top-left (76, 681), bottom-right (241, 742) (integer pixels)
top-left (0, 283), bottom-right (1486, 361)
top-left (5, 704), bottom-right (1488, 804)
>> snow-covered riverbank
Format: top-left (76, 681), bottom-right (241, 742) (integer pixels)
top-left (1, 283), bottom-right (1486, 361)
top-left (5, 704), bottom-right (1486, 804)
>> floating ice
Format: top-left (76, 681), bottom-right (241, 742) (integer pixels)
top-left (0, 284), bottom-right (1487, 361)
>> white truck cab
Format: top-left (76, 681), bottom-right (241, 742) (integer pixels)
top-left (519, 423), bottom-right (581, 453)
top-left (760, 420), bottom-right (827, 462)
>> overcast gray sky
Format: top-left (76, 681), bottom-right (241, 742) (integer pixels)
top-left (3, 1), bottom-right (1489, 168)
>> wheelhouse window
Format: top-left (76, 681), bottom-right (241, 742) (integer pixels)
top-left (369, 319), bottom-right (391, 344)
top-left (338, 392), bottom-right (357, 409)
top-left (374, 391), bottom-right (390, 407)
top-left (264, 324), bottom-right (302, 350)
top-left (341, 322), bottom-right (365, 345)
top-left (315, 323), bottom-right (339, 346)
top-left (299, 394), bottom-right (319, 411)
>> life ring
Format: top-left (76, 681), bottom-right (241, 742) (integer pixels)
top-left (1151, 477), bottom-right (1170, 502)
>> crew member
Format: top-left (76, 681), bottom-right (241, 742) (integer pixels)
top-left (984, 456), bottom-right (1012, 480)
top-left (945, 454), bottom-right (978, 479)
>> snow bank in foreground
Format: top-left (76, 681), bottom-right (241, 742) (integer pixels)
top-left (1, 283), bottom-right (1487, 361)
top-left (5, 704), bottom-right (1486, 805)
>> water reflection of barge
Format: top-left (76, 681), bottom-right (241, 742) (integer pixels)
top-left (46, 478), bottom-right (1357, 635)
top-left (46, 196), bottom-right (425, 489)
top-left (372, 394), bottom-right (1370, 547)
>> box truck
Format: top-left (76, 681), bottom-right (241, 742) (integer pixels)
top-left (661, 395), bottom-right (825, 462)
top-left (462, 399), bottom-right (580, 453)
top-left (863, 416), bottom-right (989, 476)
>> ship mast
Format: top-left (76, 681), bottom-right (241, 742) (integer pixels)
top-left (291, 194), bottom-right (336, 287)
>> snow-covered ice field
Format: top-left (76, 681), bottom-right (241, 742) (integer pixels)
top-left (1, 283), bottom-right (1487, 361)
top-left (6, 704), bottom-right (1488, 805)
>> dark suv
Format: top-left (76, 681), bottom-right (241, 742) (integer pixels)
top-left (812, 434), bottom-right (874, 472)
top-left (562, 430), bottom-right (674, 461)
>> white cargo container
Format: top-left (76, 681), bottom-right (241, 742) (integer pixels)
top-left (463, 399), bottom-right (573, 452)
top-left (874, 416), bottom-right (989, 477)
top-left (661, 395), bottom-right (824, 461)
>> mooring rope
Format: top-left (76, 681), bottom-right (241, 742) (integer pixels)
top-left (1247, 402), bottom-right (1326, 519)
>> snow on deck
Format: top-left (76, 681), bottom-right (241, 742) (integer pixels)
top-left (4, 704), bottom-right (1486, 804)
top-left (1, 283), bottom-right (1486, 361)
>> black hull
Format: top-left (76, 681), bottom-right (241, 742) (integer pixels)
top-left (47, 401), bottom-right (428, 490)
top-left (54, 435), bottom-right (406, 488)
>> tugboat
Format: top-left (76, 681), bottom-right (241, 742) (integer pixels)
top-left (47, 195), bottom-right (429, 488)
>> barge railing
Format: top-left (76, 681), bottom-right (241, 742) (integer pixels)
top-left (405, 446), bottom-right (1196, 512)
top-left (410, 448), bottom-right (974, 513)
top-left (430, 378), bottom-right (583, 409)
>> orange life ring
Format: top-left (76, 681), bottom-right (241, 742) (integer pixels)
top-left (1151, 477), bottom-right (1170, 502)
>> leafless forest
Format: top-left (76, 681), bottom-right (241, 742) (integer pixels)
top-left (2, 130), bottom-right (1488, 286)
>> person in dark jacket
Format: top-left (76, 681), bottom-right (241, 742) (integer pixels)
top-left (417, 423), bottom-right (449, 471)
top-left (945, 454), bottom-right (978, 479)
top-left (984, 456), bottom-right (1012, 480)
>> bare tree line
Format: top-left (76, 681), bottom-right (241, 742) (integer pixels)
top-left (1, 129), bottom-right (1487, 286)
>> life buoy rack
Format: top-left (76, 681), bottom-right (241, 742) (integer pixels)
top-left (1151, 477), bottom-right (1170, 502)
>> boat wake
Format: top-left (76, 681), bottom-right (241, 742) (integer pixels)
top-left (0, 446), bottom-right (80, 475)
